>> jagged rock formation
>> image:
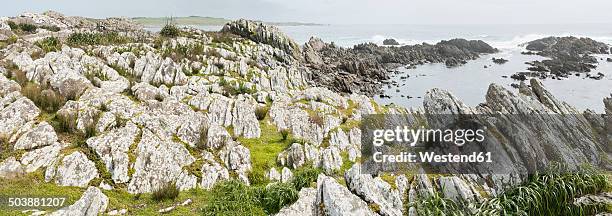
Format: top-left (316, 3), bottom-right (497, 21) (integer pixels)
top-left (522, 36), bottom-right (610, 78)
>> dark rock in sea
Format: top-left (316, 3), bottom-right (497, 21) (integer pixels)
top-left (511, 73), bottom-right (527, 81)
top-left (524, 36), bottom-right (609, 77)
top-left (501, 75), bottom-right (508, 78)
top-left (382, 38), bottom-right (400, 45)
top-left (492, 57), bottom-right (509, 64)
top-left (484, 65), bottom-right (488, 68)
top-left (510, 83), bottom-right (520, 88)
top-left (587, 72), bottom-right (605, 80)
top-left (521, 51), bottom-right (537, 55)
top-left (607, 58), bottom-right (612, 62)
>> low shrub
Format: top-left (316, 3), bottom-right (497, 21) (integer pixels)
top-left (35, 37), bottom-right (61, 53)
top-left (7, 21), bottom-right (37, 33)
top-left (159, 24), bottom-right (180, 38)
top-left (151, 182), bottom-right (179, 201)
top-left (308, 113), bottom-right (324, 126)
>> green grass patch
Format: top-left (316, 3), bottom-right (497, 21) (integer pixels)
top-left (237, 120), bottom-right (295, 185)
top-left (0, 171), bottom-right (84, 215)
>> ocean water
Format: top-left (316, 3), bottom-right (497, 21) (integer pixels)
top-left (194, 24), bottom-right (612, 112)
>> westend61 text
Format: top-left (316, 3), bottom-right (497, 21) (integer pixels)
top-left (373, 151), bottom-right (493, 163)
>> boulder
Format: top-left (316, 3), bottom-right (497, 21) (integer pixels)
top-left (54, 151), bottom-right (98, 187)
top-left (344, 164), bottom-right (403, 216)
top-left (13, 122), bottom-right (58, 150)
top-left (200, 162), bottom-right (229, 189)
top-left (276, 188), bottom-right (317, 216)
top-left (49, 187), bottom-right (108, 216)
top-left (315, 174), bottom-right (377, 216)
top-left (20, 143), bottom-right (62, 173)
top-left (0, 157), bottom-right (24, 178)
top-left (281, 167), bottom-right (293, 183)
top-left (128, 129), bottom-right (196, 194)
top-left (86, 122), bottom-right (140, 183)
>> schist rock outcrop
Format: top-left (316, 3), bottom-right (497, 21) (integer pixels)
top-left (302, 37), bottom-right (497, 95)
top-left (0, 11), bottom-right (609, 215)
top-left (520, 36), bottom-right (610, 78)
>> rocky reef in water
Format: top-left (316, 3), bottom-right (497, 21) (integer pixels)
top-left (0, 11), bottom-right (609, 215)
top-left (518, 36), bottom-right (610, 80)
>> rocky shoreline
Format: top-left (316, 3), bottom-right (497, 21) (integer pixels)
top-left (0, 11), bottom-right (610, 215)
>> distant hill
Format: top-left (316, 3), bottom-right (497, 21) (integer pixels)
top-left (132, 16), bottom-right (324, 27)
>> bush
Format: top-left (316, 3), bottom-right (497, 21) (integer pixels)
top-left (35, 37), bottom-right (61, 53)
top-left (151, 182), bottom-right (179, 201)
top-left (7, 21), bottom-right (37, 33)
top-left (280, 129), bottom-right (290, 141)
top-left (309, 113), bottom-right (324, 126)
top-left (159, 24), bottom-right (180, 38)
top-left (261, 183), bottom-right (299, 214)
top-left (255, 106), bottom-right (269, 120)
top-left (40, 25), bottom-right (60, 32)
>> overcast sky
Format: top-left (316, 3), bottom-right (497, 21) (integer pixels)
top-left (3, 0), bottom-right (612, 24)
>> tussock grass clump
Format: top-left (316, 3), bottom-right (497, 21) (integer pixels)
top-left (56, 112), bottom-right (77, 133)
top-left (475, 167), bottom-right (609, 216)
top-left (255, 106), bottom-right (269, 121)
top-left (67, 32), bottom-right (132, 46)
top-left (280, 129), bottom-right (290, 141)
top-left (8, 68), bottom-right (28, 86)
top-left (202, 180), bottom-right (265, 215)
top-left (197, 125), bottom-right (209, 150)
top-left (291, 167), bottom-right (321, 191)
top-left (151, 182), bottom-right (180, 201)
top-left (20, 82), bottom-right (66, 113)
top-left (260, 182), bottom-right (299, 214)
top-left (35, 37), bottom-right (61, 53)
top-left (414, 166), bottom-right (611, 216)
